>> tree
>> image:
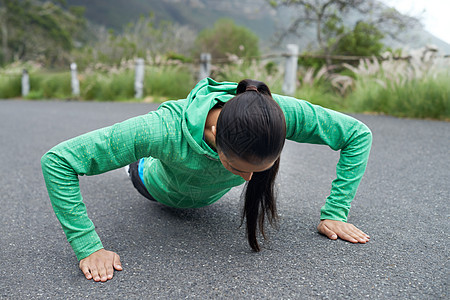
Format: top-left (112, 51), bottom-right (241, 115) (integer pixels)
top-left (0, 0), bottom-right (87, 66)
top-left (76, 14), bottom-right (197, 67)
top-left (269, 0), bottom-right (418, 67)
top-left (122, 14), bottom-right (196, 63)
top-left (299, 19), bottom-right (386, 68)
top-left (333, 21), bottom-right (384, 57)
top-left (195, 18), bottom-right (260, 62)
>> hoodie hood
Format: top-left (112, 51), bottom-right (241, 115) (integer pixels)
top-left (181, 78), bottom-right (237, 159)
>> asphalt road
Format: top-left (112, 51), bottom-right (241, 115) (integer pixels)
top-left (0, 100), bottom-right (448, 299)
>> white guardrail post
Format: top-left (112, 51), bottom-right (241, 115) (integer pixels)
top-left (134, 58), bottom-right (145, 99)
top-left (282, 44), bottom-right (299, 96)
top-left (198, 53), bottom-right (211, 81)
top-left (21, 69), bottom-right (29, 97)
top-left (70, 63), bottom-right (80, 97)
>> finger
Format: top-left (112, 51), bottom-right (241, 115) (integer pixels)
top-left (353, 232), bottom-right (368, 243)
top-left (334, 224), bottom-right (364, 242)
top-left (90, 268), bottom-right (101, 282)
top-left (318, 224), bottom-right (338, 240)
top-left (357, 229), bottom-right (370, 240)
top-left (98, 266), bottom-right (108, 282)
top-left (80, 264), bottom-right (92, 280)
top-left (350, 227), bottom-right (370, 242)
top-left (106, 263), bottom-right (114, 280)
top-left (335, 229), bottom-right (359, 243)
top-left (342, 228), bottom-right (365, 243)
top-left (354, 231), bottom-right (370, 243)
top-left (114, 253), bottom-right (123, 271)
top-left (360, 233), bottom-right (370, 242)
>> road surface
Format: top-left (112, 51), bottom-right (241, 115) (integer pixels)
top-left (0, 100), bottom-right (448, 299)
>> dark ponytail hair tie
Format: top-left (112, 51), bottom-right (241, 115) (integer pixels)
top-left (245, 85), bottom-right (258, 92)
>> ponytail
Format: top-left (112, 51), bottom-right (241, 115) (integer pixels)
top-left (216, 78), bottom-right (286, 252)
top-left (242, 157), bottom-right (280, 252)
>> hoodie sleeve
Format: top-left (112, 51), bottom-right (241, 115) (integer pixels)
top-left (273, 95), bottom-right (372, 222)
top-left (41, 110), bottom-right (168, 260)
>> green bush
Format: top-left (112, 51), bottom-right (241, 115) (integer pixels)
top-left (41, 73), bottom-right (72, 99)
top-left (144, 66), bottom-right (195, 100)
top-left (0, 75), bottom-right (21, 98)
top-left (347, 73), bottom-right (450, 120)
top-left (1, 57), bottom-right (448, 121)
top-left (77, 65), bottom-right (194, 101)
top-left (195, 19), bottom-right (260, 62)
top-left (80, 71), bottom-right (134, 101)
top-left (24, 72), bottom-right (72, 99)
top-left (25, 90), bottom-right (45, 100)
top-left (298, 52), bottom-right (327, 69)
top-left (295, 84), bottom-right (344, 111)
top-left (214, 60), bottom-right (284, 95)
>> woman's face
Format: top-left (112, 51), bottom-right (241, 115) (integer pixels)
top-left (218, 151), bottom-right (276, 181)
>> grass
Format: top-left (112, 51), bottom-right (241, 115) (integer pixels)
top-left (0, 75), bottom-right (21, 98)
top-left (344, 57), bottom-right (450, 120)
top-left (28, 72), bottom-right (72, 99)
top-left (1, 57), bottom-right (448, 120)
top-left (79, 65), bottom-right (195, 101)
top-left (80, 71), bottom-right (135, 101)
top-left (144, 66), bottom-right (195, 100)
top-left (295, 84), bottom-right (344, 111)
top-left (347, 74), bottom-right (450, 120)
top-left (214, 59), bottom-right (284, 94)
top-left (0, 65), bottom-right (195, 102)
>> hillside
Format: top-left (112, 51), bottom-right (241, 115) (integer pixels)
top-left (69, 0), bottom-right (276, 37)
top-left (68, 0), bottom-right (450, 54)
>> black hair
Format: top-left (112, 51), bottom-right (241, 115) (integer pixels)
top-left (216, 79), bottom-right (286, 251)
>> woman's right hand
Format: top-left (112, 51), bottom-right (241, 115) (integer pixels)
top-left (79, 249), bottom-right (122, 282)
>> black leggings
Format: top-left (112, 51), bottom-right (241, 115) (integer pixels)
top-left (128, 161), bottom-right (156, 201)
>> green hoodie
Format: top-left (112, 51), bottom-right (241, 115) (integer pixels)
top-left (41, 78), bottom-right (372, 260)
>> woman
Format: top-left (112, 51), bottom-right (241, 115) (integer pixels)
top-left (41, 78), bottom-right (372, 282)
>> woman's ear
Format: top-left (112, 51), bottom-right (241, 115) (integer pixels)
top-left (211, 125), bottom-right (216, 138)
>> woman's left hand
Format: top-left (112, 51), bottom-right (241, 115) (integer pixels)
top-left (317, 219), bottom-right (370, 243)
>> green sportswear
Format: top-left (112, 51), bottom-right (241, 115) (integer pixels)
top-left (41, 77), bottom-right (372, 260)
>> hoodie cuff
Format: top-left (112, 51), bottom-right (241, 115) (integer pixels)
top-left (320, 201), bottom-right (349, 222)
top-left (69, 230), bottom-right (104, 261)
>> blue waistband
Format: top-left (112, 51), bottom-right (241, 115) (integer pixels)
top-left (138, 158), bottom-right (145, 184)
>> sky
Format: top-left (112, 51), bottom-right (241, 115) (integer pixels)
top-left (380, 0), bottom-right (450, 44)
